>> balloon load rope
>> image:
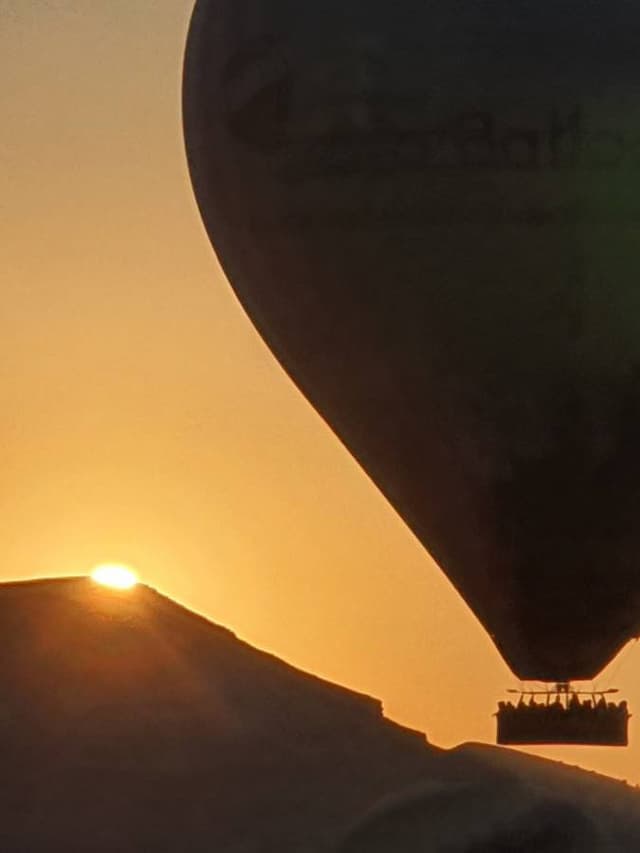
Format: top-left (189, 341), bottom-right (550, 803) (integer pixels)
top-left (506, 685), bottom-right (620, 708)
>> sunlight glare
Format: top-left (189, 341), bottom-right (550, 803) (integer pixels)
top-left (91, 564), bottom-right (138, 590)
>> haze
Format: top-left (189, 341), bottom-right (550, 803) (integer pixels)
top-left (2, 1), bottom-right (639, 784)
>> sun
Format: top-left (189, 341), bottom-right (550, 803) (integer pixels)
top-left (91, 564), bottom-right (138, 590)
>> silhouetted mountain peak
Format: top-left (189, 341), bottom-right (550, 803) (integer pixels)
top-left (0, 577), bottom-right (424, 753)
top-left (1, 577), bottom-right (434, 851)
top-left (2, 578), bottom-right (639, 852)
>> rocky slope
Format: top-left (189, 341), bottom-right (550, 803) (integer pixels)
top-left (0, 577), bottom-right (637, 851)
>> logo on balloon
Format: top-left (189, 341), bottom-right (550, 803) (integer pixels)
top-left (222, 42), bottom-right (640, 178)
top-left (252, 103), bottom-right (639, 175)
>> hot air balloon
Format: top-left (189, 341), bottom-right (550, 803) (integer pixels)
top-left (182, 0), bottom-right (640, 745)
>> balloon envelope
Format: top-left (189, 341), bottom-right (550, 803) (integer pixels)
top-left (183, 0), bottom-right (640, 681)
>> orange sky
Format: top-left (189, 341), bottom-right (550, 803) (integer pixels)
top-left (2, 1), bottom-right (640, 784)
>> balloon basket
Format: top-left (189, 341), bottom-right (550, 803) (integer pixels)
top-left (496, 686), bottom-right (630, 747)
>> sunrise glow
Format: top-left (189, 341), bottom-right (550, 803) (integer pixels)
top-left (91, 564), bottom-right (138, 590)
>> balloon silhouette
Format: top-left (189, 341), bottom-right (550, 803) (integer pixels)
top-left (183, 0), bottom-right (640, 682)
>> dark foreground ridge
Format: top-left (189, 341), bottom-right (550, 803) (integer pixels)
top-left (1, 578), bottom-right (638, 851)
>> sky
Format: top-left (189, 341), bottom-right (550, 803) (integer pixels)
top-left (2, 0), bottom-right (640, 784)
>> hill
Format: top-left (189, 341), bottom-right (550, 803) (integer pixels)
top-left (0, 577), bottom-right (435, 851)
top-left (355, 742), bottom-right (640, 851)
top-left (0, 577), bottom-right (638, 851)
